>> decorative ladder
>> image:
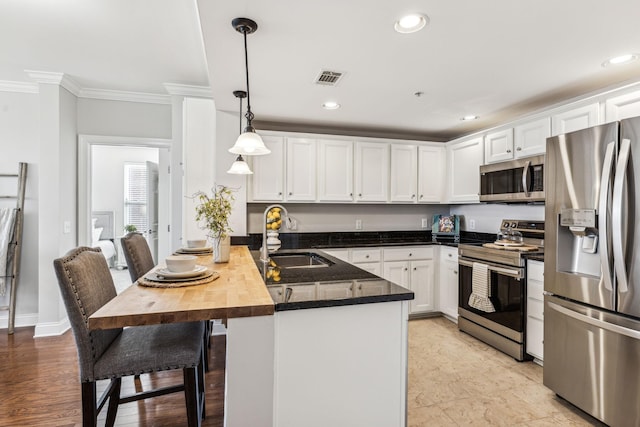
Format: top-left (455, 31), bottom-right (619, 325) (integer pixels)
top-left (1, 162), bottom-right (27, 334)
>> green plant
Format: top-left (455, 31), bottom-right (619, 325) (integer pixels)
top-left (124, 224), bottom-right (137, 233)
top-left (194, 185), bottom-right (235, 241)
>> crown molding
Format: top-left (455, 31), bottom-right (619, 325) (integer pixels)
top-left (78, 88), bottom-right (171, 104)
top-left (0, 80), bottom-right (38, 94)
top-left (163, 83), bottom-right (212, 98)
top-left (25, 70), bottom-right (81, 96)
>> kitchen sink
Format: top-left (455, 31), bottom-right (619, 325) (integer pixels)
top-left (270, 252), bottom-right (334, 269)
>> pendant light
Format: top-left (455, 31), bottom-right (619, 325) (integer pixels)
top-left (228, 17), bottom-right (270, 156)
top-left (227, 90), bottom-right (254, 175)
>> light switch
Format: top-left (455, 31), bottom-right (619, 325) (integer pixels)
top-left (63, 220), bottom-right (71, 234)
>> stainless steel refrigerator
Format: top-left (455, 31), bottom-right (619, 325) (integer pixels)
top-left (544, 116), bottom-right (640, 426)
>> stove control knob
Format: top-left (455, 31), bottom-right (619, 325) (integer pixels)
top-left (510, 222), bottom-right (517, 228)
top-left (503, 221), bottom-right (510, 228)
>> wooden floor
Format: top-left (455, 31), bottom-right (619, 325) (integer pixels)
top-left (0, 327), bottom-right (226, 427)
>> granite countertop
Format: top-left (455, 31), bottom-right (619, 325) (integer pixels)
top-left (250, 249), bottom-right (414, 311)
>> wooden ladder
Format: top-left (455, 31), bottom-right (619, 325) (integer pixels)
top-left (1, 162), bottom-right (27, 334)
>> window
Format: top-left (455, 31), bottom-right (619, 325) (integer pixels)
top-left (124, 163), bottom-right (148, 233)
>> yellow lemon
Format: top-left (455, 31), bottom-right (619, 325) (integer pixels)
top-left (272, 276), bottom-right (281, 282)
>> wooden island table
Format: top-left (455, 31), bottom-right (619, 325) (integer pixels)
top-left (88, 245), bottom-right (274, 330)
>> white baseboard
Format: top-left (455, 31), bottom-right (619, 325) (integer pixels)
top-left (0, 312), bottom-right (39, 331)
top-left (34, 317), bottom-right (70, 337)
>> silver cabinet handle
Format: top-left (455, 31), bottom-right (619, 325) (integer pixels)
top-left (365, 255), bottom-right (370, 258)
top-left (613, 138), bottom-right (631, 293)
top-left (289, 192), bottom-right (293, 196)
top-left (358, 193), bottom-right (362, 197)
top-left (506, 149), bottom-right (512, 153)
top-left (448, 253), bottom-right (452, 257)
top-left (522, 160), bottom-right (531, 197)
top-left (598, 141), bottom-right (616, 292)
top-left (516, 147), bottom-right (522, 151)
top-left (278, 192), bottom-right (282, 196)
top-left (453, 271), bottom-right (458, 275)
top-left (411, 194), bottom-right (416, 199)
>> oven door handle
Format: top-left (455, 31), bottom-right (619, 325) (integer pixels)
top-left (458, 258), bottom-right (523, 278)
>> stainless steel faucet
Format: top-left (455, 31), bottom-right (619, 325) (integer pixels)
top-left (260, 204), bottom-right (289, 263)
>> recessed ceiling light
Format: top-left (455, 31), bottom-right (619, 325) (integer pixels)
top-left (394, 13), bottom-right (429, 34)
top-left (461, 115), bottom-right (478, 121)
top-left (602, 54), bottom-right (639, 67)
top-left (322, 101), bottom-right (340, 110)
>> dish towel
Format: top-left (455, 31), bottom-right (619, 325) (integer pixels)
top-left (0, 208), bottom-right (17, 296)
top-left (468, 262), bottom-right (495, 313)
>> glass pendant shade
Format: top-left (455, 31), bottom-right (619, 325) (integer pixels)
top-left (228, 128), bottom-right (271, 155)
top-left (227, 155), bottom-right (253, 174)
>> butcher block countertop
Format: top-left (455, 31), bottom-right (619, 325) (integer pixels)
top-left (88, 246), bottom-right (275, 330)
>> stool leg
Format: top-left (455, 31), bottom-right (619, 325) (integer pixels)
top-left (81, 381), bottom-right (98, 427)
top-left (184, 366), bottom-right (200, 427)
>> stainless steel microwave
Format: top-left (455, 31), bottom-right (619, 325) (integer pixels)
top-left (479, 155), bottom-right (545, 203)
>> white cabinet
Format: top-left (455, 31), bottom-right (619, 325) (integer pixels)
top-left (514, 117), bottom-right (550, 158)
top-left (351, 248), bottom-right (382, 276)
top-left (322, 248), bottom-right (350, 262)
top-left (551, 103), bottom-right (600, 136)
top-left (354, 141), bottom-right (389, 202)
top-left (446, 136), bottom-right (484, 203)
top-left (390, 144), bottom-right (418, 202)
top-left (438, 246), bottom-right (458, 321)
top-left (382, 246), bottom-right (435, 315)
top-left (317, 281), bottom-right (353, 300)
top-left (286, 138), bottom-right (316, 201)
top-left (526, 260), bottom-right (544, 363)
top-left (250, 136), bottom-right (285, 201)
top-left (417, 145), bottom-right (445, 203)
top-left (605, 89), bottom-right (640, 122)
top-left (317, 139), bottom-right (353, 202)
top-left (484, 129), bottom-right (514, 163)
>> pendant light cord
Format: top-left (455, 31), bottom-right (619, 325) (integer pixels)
top-left (243, 28), bottom-right (254, 126)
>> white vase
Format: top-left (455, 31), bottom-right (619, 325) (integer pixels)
top-left (213, 235), bottom-right (231, 263)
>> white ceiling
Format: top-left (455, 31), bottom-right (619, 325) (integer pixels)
top-left (3, 0), bottom-right (640, 140)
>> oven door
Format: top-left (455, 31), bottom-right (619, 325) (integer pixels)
top-left (458, 257), bottom-right (526, 339)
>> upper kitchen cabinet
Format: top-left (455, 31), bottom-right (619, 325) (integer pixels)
top-left (605, 89), bottom-right (640, 122)
top-left (513, 117), bottom-right (550, 157)
top-left (354, 141), bottom-right (389, 202)
top-left (417, 145), bottom-right (445, 203)
top-left (317, 139), bottom-right (353, 202)
top-left (390, 144), bottom-right (418, 202)
top-left (484, 129), bottom-right (514, 163)
top-left (551, 103), bottom-right (600, 136)
top-left (446, 136), bottom-right (484, 203)
top-left (286, 138), bottom-right (316, 201)
top-left (250, 136), bottom-right (285, 201)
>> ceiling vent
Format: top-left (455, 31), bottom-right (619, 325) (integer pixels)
top-left (314, 70), bottom-right (344, 86)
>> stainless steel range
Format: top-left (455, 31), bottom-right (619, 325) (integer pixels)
top-left (457, 219), bottom-right (544, 361)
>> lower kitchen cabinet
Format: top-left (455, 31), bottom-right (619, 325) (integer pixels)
top-left (438, 246), bottom-right (459, 321)
top-left (526, 259), bottom-right (544, 363)
top-left (382, 247), bottom-right (435, 316)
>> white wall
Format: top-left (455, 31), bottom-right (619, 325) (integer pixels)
top-left (247, 203), bottom-right (446, 234)
top-left (77, 98), bottom-right (171, 138)
top-left (92, 145), bottom-right (159, 236)
top-left (450, 203), bottom-right (544, 233)
top-left (0, 91), bottom-right (40, 327)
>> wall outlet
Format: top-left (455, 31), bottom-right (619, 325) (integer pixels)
top-left (287, 217), bottom-right (298, 230)
top-left (355, 219), bottom-right (363, 230)
top-left (421, 218), bottom-right (429, 228)
top-left (469, 219), bottom-right (476, 230)
top-left (63, 220), bottom-right (71, 234)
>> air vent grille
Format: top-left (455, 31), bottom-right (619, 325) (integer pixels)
top-left (315, 70), bottom-right (343, 86)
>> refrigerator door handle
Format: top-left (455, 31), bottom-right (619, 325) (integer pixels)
top-left (598, 141), bottom-right (616, 291)
top-left (548, 301), bottom-right (640, 340)
top-left (612, 138), bottom-right (631, 293)
top-left (522, 160), bottom-right (531, 197)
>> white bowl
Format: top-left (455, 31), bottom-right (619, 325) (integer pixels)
top-left (165, 255), bottom-right (197, 273)
top-left (187, 239), bottom-right (207, 248)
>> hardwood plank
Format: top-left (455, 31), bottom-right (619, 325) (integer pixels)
top-left (0, 327), bottom-right (225, 426)
top-left (89, 246), bottom-right (274, 330)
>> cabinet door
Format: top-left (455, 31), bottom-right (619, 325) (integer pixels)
top-left (354, 261), bottom-right (382, 276)
top-left (417, 145), bottom-right (445, 203)
top-left (287, 284), bottom-right (317, 302)
top-left (410, 260), bottom-right (435, 314)
top-left (355, 141), bottom-right (389, 202)
top-left (390, 144), bottom-right (418, 202)
top-left (514, 118), bottom-right (550, 158)
top-left (250, 136), bottom-right (284, 201)
top-left (484, 129), bottom-right (514, 163)
top-left (316, 281), bottom-right (353, 300)
top-left (526, 260), bottom-right (544, 360)
top-left (383, 261), bottom-right (410, 288)
top-left (286, 138), bottom-right (316, 201)
top-left (605, 89), bottom-right (640, 122)
top-left (322, 248), bottom-right (350, 262)
top-left (551, 103), bottom-right (600, 136)
top-left (355, 279), bottom-right (390, 297)
top-left (446, 137), bottom-right (484, 203)
top-left (317, 139), bottom-right (353, 202)
top-left (439, 260), bottom-right (459, 320)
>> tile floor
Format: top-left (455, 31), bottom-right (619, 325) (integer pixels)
top-left (407, 317), bottom-right (604, 426)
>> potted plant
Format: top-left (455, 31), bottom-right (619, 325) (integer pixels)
top-left (124, 224), bottom-right (138, 233)
top-left (194, 185), bottom-right (235, 262)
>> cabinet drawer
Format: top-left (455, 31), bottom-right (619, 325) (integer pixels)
top-left (527, 296), bottom-right (544, 320)
top-left (528, 260), bottom-right (544, 281)
top-left (526, 316), bottom-right (544, 360)
top-left (383, 246), bottom-right (433, 261)
top-left (440, 246), bottom-right (458, 262)
top-left (351, 248), bottom-right (381, 263)
top-left (527, 278), bottom-right (544, 301)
